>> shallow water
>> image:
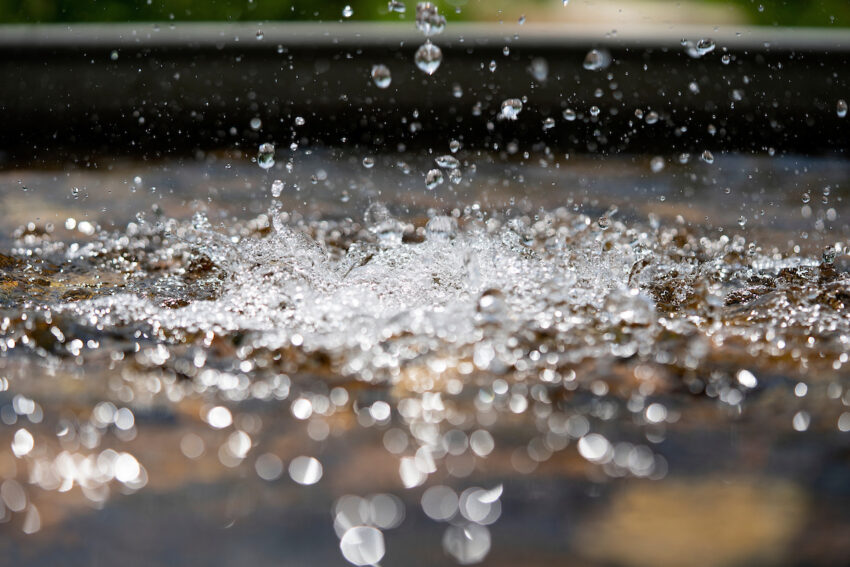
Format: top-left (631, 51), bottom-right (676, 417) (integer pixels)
top-left (0, 150), bottom-right (849, 565)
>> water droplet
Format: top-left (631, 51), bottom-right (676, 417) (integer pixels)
top-left (289, 456), bottom-right (323, 485)
top-left (388, 0), bottom-right (406, 13)
top-left (518, 14), bottom-right (526, 25)
top-left (563, 0), bottom-right (569, 5)
top-left (250, 117), bottom-right (262, 130)
top-left (255, 453), bottom-right (283, 481)
top-left (701, 149), bottom-right (715, 164)
top-left (256, 30), bottom-right (264, 40)
top-left (258, 143), bottom-right (275, 170)
top-left (801, 192), bottom-right (810, 203)
top-left (449, 139), bottom-right (461, 153)
top-left (500, 98), bottom-right (523, 120)
top-left (589, 105), bottom-right (600, 117)
top-left (738, 216), bottom-right (747, 228)
top-left (721, 53), bottom-right (731, 64)
top-left (529, 57), bottom-right (548, 82)
top-left (650, 156), bottom-right (665, 173)
top-left (542, 117), bottom-right (556, 130)
top-left (426, 169), bottom-right (444, 190)
top-left (342, 5), bottom-right (354, 18)
top-left (371, 64), bottom-right (392, 88)
top-left (823, 246), bottom-right (837, 265)
top-left (645, 111), bottom-right (659, 125)
top-left (294, 116), bottom-right (305, 126)
top-left (488, 60), bottom-right (497, 72)
top-left (340, 526), bottom-right (385, 566)
top-left (562, 108), bottom-right (576, 121)
top-left (414, 41), bottom-right (443, 75)
top-left (421, 485), bottom-right (459, 520)
top-left (837, 99), bottom-right (848, 118)
top-left (425, 216), bottom-right (458, 241)
top-left (696, 38), bottom-right (716, 55)
top-left (583, 49), bottom-right (611, 71)
top-left (362, 156), bottom-right (376, 169)
top-left (110, 50), bottom-right (119, 61)
top-left (415, 2), bottom-right (446, 36)
top-left (271, 179), bottom-right (284, 198)
top-left (205, 406), bottom-right (232, 429)
top-left (435, 155), bottom-right (460, 169)
top-left (597, 216), bottom-right (610, 229)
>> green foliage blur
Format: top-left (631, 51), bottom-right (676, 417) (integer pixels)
top-left (0, 0), bottom-right (847, 26)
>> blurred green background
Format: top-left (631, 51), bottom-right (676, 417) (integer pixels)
top-left (0, 0), bottom-right (847, 27)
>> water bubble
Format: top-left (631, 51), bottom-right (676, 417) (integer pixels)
top-left (289, 456), bottom-right (323, 485)
top-left (362, 156), bottom-right (376, 169)
top-left (342, 5), bottom-right (353, 18)
top-left (371, 64), bottom-right (392, 89)
top-left (425, 216), bottom-right (458, 241)
top-left (340, 526), bottom-right (385, 566)
top-left (838, 99), bottom-right (848, 118)
top-left (449, 139), bottom-right (461, 153)
top-left (257, 143), bottom-right (275, 170)
top-left (562, 108), bottom-right (576, 121)
top-left (500, 98), bottom-right (523, 120)
top-left (271, 179), bottom-right (284, 198)
top-left (425, 169), bottom-right (444, 190)
top-left (388, 0), bottom-right (406, 13)
top-left (650, 156), bottom-right (665, 173)
top-left (415, 2), bottom-right (446, 36)
top-left (583, 49), bottom-right (611, 71)
top-left (414, 41), bottom-right (443, 75)
top-left (542, 117), bottom-right (556, 130)
top-left (435, 155), bottom-right (460, 169)
top-left (442, 524), bottom-right (491, 564)
top-left (701, 150), bottom-right (715, 164)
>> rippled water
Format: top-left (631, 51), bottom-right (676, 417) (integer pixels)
top-left (0, 151), bottom-right (849, 565)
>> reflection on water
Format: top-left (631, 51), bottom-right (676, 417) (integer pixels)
top-left (0, 151), bottom-right (848, 566)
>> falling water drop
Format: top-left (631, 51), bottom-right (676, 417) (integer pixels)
top-left (837, 99), bottom-right (848, 118)
top-left (388, 0), bottom-right (406, 13)
top-left (362, 157), bottom-right (376, 169)
top-left (449, 140), bottom-right (461, 153)
top-left (650, 156), bottom-right (665, 173)
top-left (271, 179), bottom-right (284, 198)
top-left (543, 117), bottom-right (556, 130)
top-left (435, 155), bottom-right (460, 169)
top-left (562, 108), bottom-right (576, 121)
top-left (371, 64), bottom-right (392, 88)
top-left (500, 98), bottom-right (523, 120)
top-left (258, 143), bottom-right (275, 170)
top-left (583, 49), bottom-right (611, 71)
top-left (425, 169), bottom-right (444, 189)
top-left (342, 5), bottom-right (354, 18)
top-left (415, 2), bottom-right (446, 36)
top-left (415, 41), bottom-right (443, 75)
top-left (701, 150), bottom-right (715, 164)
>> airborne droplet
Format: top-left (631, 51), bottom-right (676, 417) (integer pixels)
top-left (425, 169), bottom-right (444, 190)
top-left (257, 143), bottom-right (275, 170)
top-left (371, 64), bottom-right (392, 89)
top-left (583, 49), bottom-right (611, 71)
top-left (500, 98), bottom-right (523, 120)
top-left (414, 41), bottom-right (443, 75)
top-left (837, 99), bottom-right (848, 118)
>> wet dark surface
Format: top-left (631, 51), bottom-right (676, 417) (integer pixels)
top-left (0, 150), bottom-right (849, 566)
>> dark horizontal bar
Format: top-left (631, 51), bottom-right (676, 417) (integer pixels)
top-left (1, 22), bottom-right (848, 164)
